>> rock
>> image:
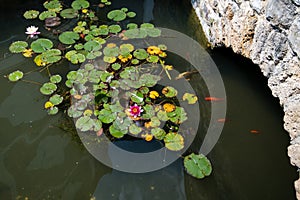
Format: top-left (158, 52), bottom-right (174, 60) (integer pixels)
top-left (192, 0), bottom-right (300, 198)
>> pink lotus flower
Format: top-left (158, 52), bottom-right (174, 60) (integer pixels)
top-left (25, 26), bottom-right (40, 38)
top-left (128, 104), bottom-right (143, 118)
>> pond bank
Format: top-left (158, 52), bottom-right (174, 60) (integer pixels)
top-left (191, 0), bottom-right (300, 198)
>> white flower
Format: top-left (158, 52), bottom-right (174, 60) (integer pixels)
top-left (25, 26), bottom-right (40, 38)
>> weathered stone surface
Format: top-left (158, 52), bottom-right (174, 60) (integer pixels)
top-left (192, 0), bottom-right (300, 198)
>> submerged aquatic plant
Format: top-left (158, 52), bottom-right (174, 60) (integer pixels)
top-left (5, 0), bottom-right (212, 180)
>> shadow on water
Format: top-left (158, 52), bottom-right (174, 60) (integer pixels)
top-left (0, 0), bottom-right (297, 199)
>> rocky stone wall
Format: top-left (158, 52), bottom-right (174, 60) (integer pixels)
top-left (191, 0), bottom-right (300, 198)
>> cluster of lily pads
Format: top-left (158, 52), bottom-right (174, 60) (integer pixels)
top-left (6, 0), bottom-right (212, 179)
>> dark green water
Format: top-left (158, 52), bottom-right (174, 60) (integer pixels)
top-left (0, 0), bottom-right (297, 199)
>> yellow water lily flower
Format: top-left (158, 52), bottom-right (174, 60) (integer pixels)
top-left (144, 121), bottom-right (152, 128)
top-left (34, 55), bottom-right (47, 67)
top-left (44, 101), bottom-right (54, 109)
top-left (149, 91), bottom-right (159, 99)
top-left (147, 46), bottom-right (161, 55)
top-left (164, 65), bottom-right (173, 70)
top-left (118, 54), bottom-right (132, 62)
top-left (144, 134), bottom-right (153, 141)
top-left (84, 109), bottom-right (93, 116)
top-left (22, 49), bottom-right (33, 57)
top-left (159, 51), bottom-right (167, 58)
top-left (163, 103), bottom-right (176, 113)
top-left (82, 9), bottom-right (88, 14)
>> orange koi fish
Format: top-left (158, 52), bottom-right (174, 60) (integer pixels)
top-left (217, 118), bottom-right (228, 123)
top-left (205, 97), bottom-right (224, 101)
top-left (250, 130), bottom-right (260, 134)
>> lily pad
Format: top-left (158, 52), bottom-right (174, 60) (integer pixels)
top-left (130, 91), bottom-right (144, 104)
top-left (157, 110), bottom-right (168, 121)
top-left (127, 23), bottom-right (138, 29)
top-left (60, 8), bottom-right (78, 19)
top-left (71, 0), bottom-right (90, 10)
top-left (109, 124), bottom-right (125, 138)
top-left (108, 24), bottom-right (122, 34)
top-left (40, 82), bottom-right (57, 95)
top-left (162, 86), bottom-right (178, 98)
top-left (133, 49), bottom-right (148, 60)
top-left (129, 124), bottom-right (142, 135)
top-left (84, 40), bottom-right (101, 51)
top-left (103, 45), bottom-right (119, 57)
top-left (23, 10), bottom-right (40, 19)
top-left (75, 116), bottom-right (94, 132)
top-left (8, 70), bottom-right (24, 82)
top-left (9, 41), bottom-right (28, 53)
top-left (107, 9), bottom-right (126, 21)
top-left (112, 63), bottom-right (121, 71)
top-left (59, 31), bottom-right (80, 45)
top-left (103, 56), bottom-right (116, 64)
top-left (48, 106), bottom-right (59, 115)
top-left (39, 10), bottom-right (56, 20)
top-left (184, 153), bottom-right (212, 179)
top-left (41, 49), bottom-right (61, 63)
top-left (50, 74), bottom-right (62, 83)
top-left (49, 94), bottom-right (63, 105)
top-left (127, 11), bottom-right (136, 18)
top-left (164, 132), bottom-right (184, 151)
top-left (31, 39), bottom-right (53, 53)
top-left (140, 74), bottom-right (160, 87)
top-left (151, 128), bottom-right (166, 140)
top-left (147, 55), bottom-right (159, 63)
top-left (183, 93), bottom-right (198, 104)
top-left (44, 0), bottom-right (62, 13)
top-left (98, 109), bottom-right (116, 124)
top-left (65, 50), bottom-right (86, 64)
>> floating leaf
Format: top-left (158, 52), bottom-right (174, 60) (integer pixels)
top-left (9, 41), bottom-right (28, 53)
top-left (60, 8), bottom-right (78, 18)
top-left (133, 49), bottom-right (148, 60)
top-left (40, 82), bottom-right (57, 95)
top-left (59, 31), bottom-right (80, 45)
top-left (140, 23), bottom-right (154, 29)
top-left (39, 10), bottom-right (56, 20)
top-left (86, 51), bottom-right (102, 59)
top-left (71, 0), bottom-right (90, 10)
top-left (127, 11), bottom-right (136, 18)
top-left (129, 124), bottom-right (142, 135)
top-left (44, 0), bottom-right (62, 13)
top-left (131, 91), bottom-right (144, 104)
top-left (127, 23), bottom-right (138, 29)
top-left (184, 153), bottom-right (212, 179)
top-left (131, 59), bottom-right (139, 65)
top-left (49, 94), bottom-right (63, 105)
top-left (84, 40), bottom-right (101, 51)
top-left (107, 9), bottom-right (126, 21)
top-left (108, 24), bottom-right (121, 34)
top-left (98, 109), bottom-right (116, 123)
top-left (76, 116), bottom-right (94, 132)
top-left (121, 7), bottom-right (128, 12)
top-left (23, 10), bottom-right (40, 19)
top-left (162, 86), bottom-right (178, 98)
top-left (147, 55), bottom-right (159, 63)
top-left (112, 63), bottom-right (121, 71)
top-left (8, 70), bottom-right (24, 82)
top-left (150, 116), bottom-right (160, 127)
top-left (50, 74), bottom-right (62, 83)
top-left (68, 105), bottom-right (83, 118)
top-left (109, 124), bottom-right (125, 138)
top-left (168, 107), bottom-right (187, 124)
top-left (157, 110), bottom-right (168, 121)
top-left (164, 132), bottom-right (184, 151)
top-left (48, 106), bottom-right (59, 115)
top-left (151, 127), bottom-right (166, 140)
top-left (140, 74), bottom-right (160, 87)
top-left (124, 28), bottom-right (147, 39)
top-left (183, 93), bottom-right (198, 104)
top-left (103, 45), bottom-right (119, 57)
top-left (34, 54), bottom-right (47, 66)
top-left (103, 56), bottom-right (116, 63)
top-left (31, 39), bottom-right (53, 53)
top-left (41, 49), bottom-right (61, 63)
top-left (65, 50), bottom-right (86, 64)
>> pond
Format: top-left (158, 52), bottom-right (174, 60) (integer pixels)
top-left (0, 0), bottom-right (297, 199)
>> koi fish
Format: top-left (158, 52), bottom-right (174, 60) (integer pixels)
top-left (205, 97), bottom-right (224, 101)
top-left (175, 70), bottom-right (198, 80)
top-left (250, 130), bottom-right (260, 134)
top-left (217, 118), bottom-right (228, 123)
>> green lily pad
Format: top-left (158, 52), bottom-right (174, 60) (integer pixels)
top-left (49, 94), bottom-right (63, 105)
top-left (140, 23), bottom-right (154, 29)
top-left (124, 28), bottom-right (147, 39)
top-left (31, 39), bottom-right (53, 53)
top-left (162, 86), bottom-right (178, 98)
top-left (109, 24), bottom-right (121, 34)
top-left (8, 70), bottom-right (24, 82)
top-left (127, 23), bottom-right (138, 29)
top-left (103, 46), bottom-right (119, 57)
top-left (39, 10), bottom-right (56, 20)
top-left (84, 40), bottom-right (101, 51)
top-left (107, 9), bottom-right (126, 21)
top-left (130, 91), bottom-right (144, 104)
top-left (121, 7), bottom-right (128, 12)
top-left (109, 124), bottom-right (125, 138)
top-left (50, 74), bottom-right (62, 83)
top-left (103, 56), bottom-right (116, 64)
top-left (140, 74), bottom-right (160, 87)
top-left (129, 124), bottom-right (142, 135)
top-left (131, 59), bottom-right (139, 65)
top-left (9, 41), bottom-right (28, 53)
top-left (71, 0), bottom-right (90, 10)
top-left (168, 107), bottom-right (187, 124)
top-left (157, 110), bottom-right (168, 121)
top-left (76, 116), bottom-right (94, 132)
top-left (59, 31), bottom-right (80, 45)
top-left (98, 109), bottom-right (116, 124)
top-left (133, 49), bottom-right (148, 60)
top-left (147, 55), bottom-right (159, 63)
top-left (98, 25), bottom-right (109, 35)
top-left (112, 63), bottom-right (121, 71)
top-left (74, 43), bottom-right (84, 50)
top-left (183, 93), bottom-right (198, 104)
top-left (151, 128), bottom-right (166, 140)
top-left (142, 27), bottom-right (161, 37)
top-left (68, 106), bottom-right (83, 118)
top-left (86, 51), bottom-right (102, 59)
top-left (65, 50), bottom-right (86, 64)
top-left (60, 8), bottom-right (78, 19)
top-left (150, 116), bottom-right (160, 127)
top-left (40, 82), bottom-right (57, 95)
top-left (44, 0), bottom-right (62, 13)
top-left (184, 153), bottom-right (212, 179)
top-left (48, 106), bottom-right (59, 115)
top-left (23, 10), bottom-right (40, 19)
top-left (164, 132), bottom-right (184, 151)
top-left (127, 11), bottom-right (136, 18)
top-left (41, 49), bottom-right (61, 63)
